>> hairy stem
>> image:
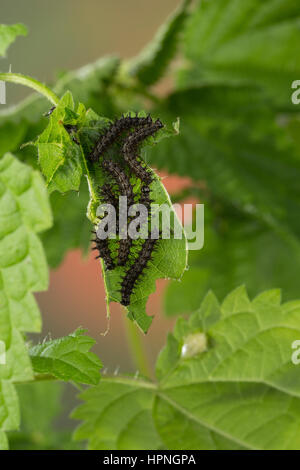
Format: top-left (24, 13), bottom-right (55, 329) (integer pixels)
top-left (123, 314), bottom-right (153, 379)
top-left (0, 73), bottom-right (60, 105)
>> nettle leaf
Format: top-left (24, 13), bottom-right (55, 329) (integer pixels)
top-left (180, 0), bottom-right (300, 105)
top-left (127, 0), bottom-right (191, 86)
top-left (72, 378), bottom-right (163, 450)
top-left (34, 91), bottom-right (83, 193)
top-left (73, 287), bottom-right (300, 450)
top-left (82, 111), bottom-right (187, 333)
top-left (0, 153), bottom-right (52, 449)
top-left (165, 204), bottom-right (300, 316)
top-left (104, 174), bottom-right (187, 333)
top-left (154, 286), bottom-right (300, 450)
top-left (0, 24), bottom-right (27, 57)
top-left (30, 329), bottom-right (102, 385)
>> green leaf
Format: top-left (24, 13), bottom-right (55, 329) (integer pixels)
top-left (180, 0), bottom-right (300, 105)
top-left (154, 286), bottom-right (300, 450)
top-left (0, 24), bottom-right (27, 57)
top-left (127, 0), bottom-right (191, 86)
top-left (33, 91), bottom-right (83, 193)
top-left (72, 378), bottom-right (162, 450)
top-left (73, 286), bottom-right (300, 450)
top-left (104, 217), bottom-right (187, 334)
top-left (0, 153), bottom-right (52, 448)
top-left (30, 329), bottom-right (102, 385)
top-left (82, 111), bottom-right (187, 333)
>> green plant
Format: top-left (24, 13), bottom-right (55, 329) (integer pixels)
top-left (1, 0), bottom-right (300, 450)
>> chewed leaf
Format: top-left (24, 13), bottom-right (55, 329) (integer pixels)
top-left (82, 110), bottom-right (187, 333)
top-left (104, 171), bottom-right (187, 333)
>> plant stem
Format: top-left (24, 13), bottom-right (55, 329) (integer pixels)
top-left (0, 73), bottom-right (60, 105)
top-left (14, 373), bottom-right (57, 385)
top-left (122, 313), bottom-right (153, 379)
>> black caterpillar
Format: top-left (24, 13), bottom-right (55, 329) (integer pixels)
top-left (119, 122), bottom-right (159, 261)
top-left (121, 119), bottom-right (163, 184)
top-left (139, 185), bottom-right (153, 210)
top-left (117, 185), bottom-right (153, 267)
top-left (102, 159), bottom-right (134, 208)
top-left (90, 114), bottom-right (164, 306)
top-left (118, 238), bottom-right (133, 267)
top-left (102, 159), bottom-right (135, 266)
top-left (91, 231), bottom-right (115, 271)
top-left (120, 237), bottom-right (158, 306)
top-left (99, 183), bottom-right (119, 209)
top-left (92, 183), bottom-right (119, 270)
top-left (98, 183), bottom-right (119, 233)
top-left (89, 114), bottom-right (153, 162)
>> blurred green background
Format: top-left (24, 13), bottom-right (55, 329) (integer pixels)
top-left (1, 0), bottom-right (180, 103)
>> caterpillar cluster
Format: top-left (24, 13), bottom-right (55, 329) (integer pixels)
top-left (89, 114), bottom-right (153, 162)
top-left (88, 114), bottom-right (164, 306)
top-left (101, 159), bottom-right (135, 266)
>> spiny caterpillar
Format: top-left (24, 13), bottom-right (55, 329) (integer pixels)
top-left (102, 159), bottom-right (134, 208)
top-left (89, 114), bottom-right (164, 307)
top-left (120, 237), bottom-right (158, 306)
top-left (89, 114), bottom-right (153, 162)
top-left (91, 231), bottom-right (115, 271)
top-left (98, 183), bottom-right (119, 233)
top-left (99, 183), bottom-right (119, 210)
top-left (121, 119), bottom-right (163, 184)
top-left (102, 159), bottom-right (135, 266)
top-left (118, 238), bottom-right (133, 267)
